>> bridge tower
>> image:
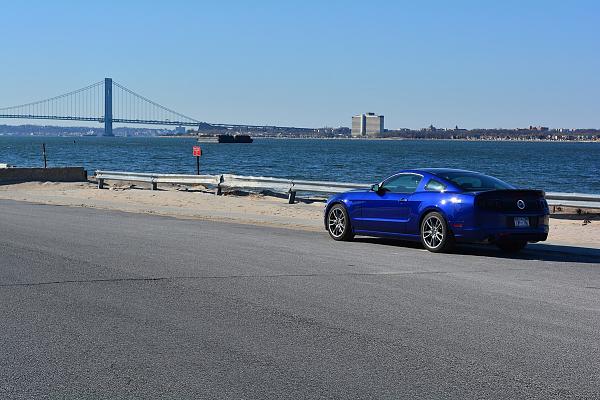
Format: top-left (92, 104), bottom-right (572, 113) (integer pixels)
top-left (104, 78), bottom-right (114, 137)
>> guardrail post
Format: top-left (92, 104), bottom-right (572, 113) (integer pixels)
top-left (151, 181), bottom-right (157, 191)
top-left (288, 190), bottom-right (296, 204)
top-left (215, 175), bottom-right (223, 196)
top-left (97, 178), bottom-right (104, 189)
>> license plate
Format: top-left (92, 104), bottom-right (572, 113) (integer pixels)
top-left (514, 217), bottom-right (530, 228)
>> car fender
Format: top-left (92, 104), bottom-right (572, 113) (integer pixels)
top-left (325, 198), bottom-right (351, 214)
top-left (324, 199), bottom-right (353, 229)
top-left (419, 205), bottom-right (450, 222)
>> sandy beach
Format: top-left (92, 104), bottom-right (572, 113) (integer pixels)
top-left (0, 181), bottom-right (598, 249)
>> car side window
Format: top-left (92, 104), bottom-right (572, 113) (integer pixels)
top-left (424, 179), bottom-right (446, 192)
top-left (381, 174), bottom-right (422, 193)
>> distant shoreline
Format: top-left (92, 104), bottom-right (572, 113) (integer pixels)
top-left (156, 135), bottom-right (600, 143)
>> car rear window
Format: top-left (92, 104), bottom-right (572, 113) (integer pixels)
top-left (433, 172), bottom-right (513, 192)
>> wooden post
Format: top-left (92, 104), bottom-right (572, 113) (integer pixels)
top-left (215, 175), bottom-right (223, 196)
top-left (288, 191), bottom-right (296, 204)
top-left (97, 178), bottom-right (104, 189)
top-left (42, 143), bottom-right (47, 168)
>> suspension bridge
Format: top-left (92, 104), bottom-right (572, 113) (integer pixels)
top-left (0, 78), bottom-right (285, 136)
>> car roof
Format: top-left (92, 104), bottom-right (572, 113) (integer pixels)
top-left (390, 169), bottom-right (481, 191)
top-left (418, 168), bottom-right (480, 174)
top-left (394, 168), bottom-right (480, 176)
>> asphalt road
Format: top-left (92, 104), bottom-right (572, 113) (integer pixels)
top-left (0, 200), bottom-right (599, 399)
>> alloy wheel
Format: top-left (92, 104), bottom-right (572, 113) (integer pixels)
top-left (422, 215), bottom-right (444, 249)
top-left (328, 207), bottom-right (346, 239)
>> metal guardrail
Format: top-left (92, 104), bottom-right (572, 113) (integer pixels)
top-left (95, 170), bottom-right (369, 202)
top-left (545, 192), bottom-right (600, 211)
top-left (96, 170), bottom-right (219, 191)
top-left (95, 170), bottom-right (600, 209)
top-left (221, 174), bottom-right (295, 194)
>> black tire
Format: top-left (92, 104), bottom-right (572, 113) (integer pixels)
top-left (327, 204), bottom-right (354, 241)
top-left (420, 212), bottom-right (454, 253)
top-left (496, 239), bottom-right (527, 253)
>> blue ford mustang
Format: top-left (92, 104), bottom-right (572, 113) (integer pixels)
top-left (324, 169), bottom-right (549, 253)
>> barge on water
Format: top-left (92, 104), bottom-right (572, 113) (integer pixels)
top-left (196, 134), bottom-right (253, 143)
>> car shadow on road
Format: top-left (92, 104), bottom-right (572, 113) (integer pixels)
top-left (353, 237), bottom-right (600, 264)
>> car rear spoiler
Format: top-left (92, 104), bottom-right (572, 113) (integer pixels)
top-left (475, 189), bottom-right (546, 199)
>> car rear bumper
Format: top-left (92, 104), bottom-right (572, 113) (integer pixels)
top-left (452, 215), bottom-right (549, 243)
top-left (455, 229), bottom-right (548, 243)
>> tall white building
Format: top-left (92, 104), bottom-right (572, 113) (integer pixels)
top-left (351, 113), bottom-right (384, 137)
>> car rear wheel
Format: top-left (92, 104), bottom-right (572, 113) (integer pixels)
top-left (327, 204), bottom-right (354, 241)
top-left (496, 239), bottom-right (527, 253)
top-left (420, 212), bottom-right (453, 253)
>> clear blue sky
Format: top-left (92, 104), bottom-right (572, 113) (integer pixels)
top-left (1, 0), bottom-right (598, 129)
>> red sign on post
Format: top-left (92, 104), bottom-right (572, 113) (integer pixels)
top-left (193, 146), bottom-right (202, 175)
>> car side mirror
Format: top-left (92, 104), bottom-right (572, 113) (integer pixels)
top-left (371, 184), bottom-right (380, 192)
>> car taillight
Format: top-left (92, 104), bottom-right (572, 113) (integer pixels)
top-left (475, 198), bottom-right (502, 210)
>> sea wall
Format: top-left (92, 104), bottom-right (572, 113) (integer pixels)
top-left (0, 167), bottom-right (87, 185)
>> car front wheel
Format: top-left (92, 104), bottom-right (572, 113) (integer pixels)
top-left (420, 212), bottom-right (453, 253)
top-left (327, 204), bottom-right (354, 241)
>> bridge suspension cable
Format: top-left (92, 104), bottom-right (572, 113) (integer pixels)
top-left (111, 81), bottom-right (200, 125)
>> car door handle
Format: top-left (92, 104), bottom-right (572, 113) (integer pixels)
top-left (399, 198), bottom-right (408, 202)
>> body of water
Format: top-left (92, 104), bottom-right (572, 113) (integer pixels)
top-left (1, 136), bottom-right (599, 194)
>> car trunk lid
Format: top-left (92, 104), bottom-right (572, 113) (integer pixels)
top-left (474, 189), bottom-right (546, 213)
